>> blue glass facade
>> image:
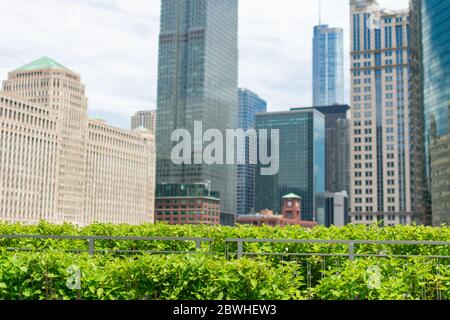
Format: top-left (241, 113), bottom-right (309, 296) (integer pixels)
top-left (156, 0), bottom-right (239, 215)
top-left (420, 0), bottom-right (450, 225)
top-left (313, 25), bottom-right (344, 106)
top-left (422, 0), bottom-right (450, 142)
top-left (237, 89), bottom-right (267, 215)
top-left (255, 109), bottom-right (326, 223)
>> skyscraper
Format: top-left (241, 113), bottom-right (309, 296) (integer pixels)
top-left (308, 105), bottom-right (351, 194)
top-left (156, 0), bottom-right (239, 217)
top-left (237, 88), bottom-right (267, 215)
top-left (409, 0), bottom-right (430, 225)
top-left (131, 110), bottom-right (156, 134)
top-left (410, 0), bottom-right (450, 225)
top-left (255, 108), bottom-right (325, 223)
top-left (313, 24), bottom-right (344, 106)
top-left (349, 0), bottom-right (416, 226)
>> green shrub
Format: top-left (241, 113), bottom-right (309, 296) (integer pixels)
top-left (0, 252), bottom-right (305, 300)
top-left (1, 222), bottom-right (450, 300)
top-left (311, 257), bottom-right (450, 300)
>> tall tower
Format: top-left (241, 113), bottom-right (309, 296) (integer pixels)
top-left (409, 0), bottom-right (430, 225)
top-left (156, 0), bottom-right (239, 216)
top-left (349, 0), bottom-right (415, 226)
top-left (410, 0), bottom-right (450, 226)
top-left (237, 88), bottom-right (267, 215)
top-left (2, 57), bottom-right (88, 224)
top-left (313, 23), bottom-right (344, 106)
top-left (313, 105), bottom-right (351, 195)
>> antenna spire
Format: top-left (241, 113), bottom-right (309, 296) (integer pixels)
top-left (319, 0), bottom-right (322, 26)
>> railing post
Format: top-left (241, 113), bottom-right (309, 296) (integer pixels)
top-left (195, 239), bottom-right (202, 250)
top-left (349, 242), bottom-right (355, 261)
top-left (237, 240), bottom-right (243, 259)
top-left (88, 238), bottom-right (95, 256)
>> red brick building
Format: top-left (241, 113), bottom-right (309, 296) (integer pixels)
top-left (236, 193), bottom-right (317, 228)
top-left (155, 184), bottom-right (220, 225)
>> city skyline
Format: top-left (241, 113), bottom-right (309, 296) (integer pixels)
top-left (0, 0), bottom-right (409, 130)
top-left (0, 0), bottom-right (449, 304)
top-left (1, 0), bottom-right (445, 227)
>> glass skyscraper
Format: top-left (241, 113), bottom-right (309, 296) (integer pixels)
top-left (310, 105), bottom-right (351, 195)
top-left (313, 25), bottom-right (344, 106)
top-left (410, 0), bottom-right (430, 225)
top-left (156, 0), bottom-right (239, 216)
top-left (237, 89), bottom-right (267, 216)
top-left (411, 0), bottom-right (450, 225)
top-left (255, 109), bottom-right (326, 223)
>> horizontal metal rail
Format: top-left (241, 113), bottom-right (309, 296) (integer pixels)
top-left (225, 238), bottom-right (450, 245)
top-left (242, 252), bottom-right (450, 260)
top-left (0, 234), bottom-right (212, 242)
top-left (0, 234), bottom-right (214, 256)
top-left (2, 235), bottom-right (450, 260)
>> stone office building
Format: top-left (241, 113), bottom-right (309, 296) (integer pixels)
top-left (0, 57), bottom-right (155, 225)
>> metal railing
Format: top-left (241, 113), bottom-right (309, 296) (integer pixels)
top-left (224, 238), bottom-right (450, 260)
top-left (224, 238), bottom-right (450, 300)
top-left (2, 235), bottom-right (450, 259)
top-left (0, 234), bottom-right (214, 256)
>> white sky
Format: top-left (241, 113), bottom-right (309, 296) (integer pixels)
top-left (0, 0), bottom-right (409, 129)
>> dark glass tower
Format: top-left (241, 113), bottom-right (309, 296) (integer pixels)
top-left (308, 105), bottom-right (350, 195)
top-left (237, 89), bottom-right (267, 215)
top-left (410, 0), bottom-right (430, 225)
top-left (411, 0), bottom-right (450, 225)
top-left (156, 0), bottom-right (239, 216)
top-left (255, 109), bottom-right (326, 223)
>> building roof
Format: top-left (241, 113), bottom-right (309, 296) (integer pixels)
top-left (283, 193), bottom-right (302, 200)
top-left (133, 126), bottom-right (150, 133)
top-left (15, 57), bottom-right (69, 72)
top-left (256, 107), bottom-right (323, 118)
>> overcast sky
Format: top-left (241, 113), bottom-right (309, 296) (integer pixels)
top-left (0, 0), bottom-right (409, 129)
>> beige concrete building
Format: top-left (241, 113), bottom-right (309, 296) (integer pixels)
top-left (0, 93), bottom-right (59, 223)
top-left (131, 110), bottom-right (156, 134)
top-left (0, 57), bottom-right (155, 225)
top-left (86, 120), bottom-right (155, 224)
top-left (349, 1), bottom-right (414, 226)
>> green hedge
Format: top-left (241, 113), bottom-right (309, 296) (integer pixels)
top-left (1, 222), bottom-right (450, 300)
top-left (1, 251), bottom-right (449, 300)
top-left (0, 252), bottom-right (304, 300)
